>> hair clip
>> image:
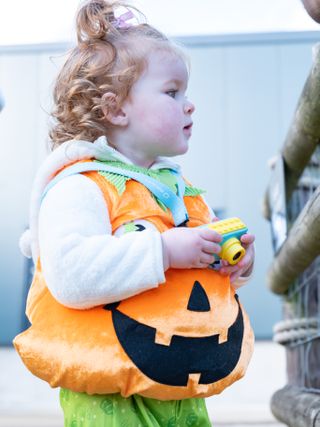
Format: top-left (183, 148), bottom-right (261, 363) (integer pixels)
top-left (113, 10), bottom-right (134, 29)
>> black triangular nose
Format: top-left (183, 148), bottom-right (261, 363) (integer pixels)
top-left (187, 281), bottom-right (211, 312)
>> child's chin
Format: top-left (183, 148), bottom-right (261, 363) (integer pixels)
top-left (164, 142), bottom-right (189, 157)
top-left (179, 144), bottom-right (189, 155)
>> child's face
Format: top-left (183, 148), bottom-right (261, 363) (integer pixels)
top-left (121, 50), bottom-right (195, 166)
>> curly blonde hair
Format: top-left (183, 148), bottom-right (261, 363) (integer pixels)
top-left (50, 0), bottom-right (185, 149)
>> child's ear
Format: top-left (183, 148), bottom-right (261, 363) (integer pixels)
top-left (101, 92), bottom-right (128, 126)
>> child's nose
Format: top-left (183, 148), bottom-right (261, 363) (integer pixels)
top-left (184, 100), bottom-right (195, 114)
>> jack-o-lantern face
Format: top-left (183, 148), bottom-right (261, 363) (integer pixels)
top-left (104, 282), bottom-right (243, 387)
top-left (15, 264), bottom-right (253, 400)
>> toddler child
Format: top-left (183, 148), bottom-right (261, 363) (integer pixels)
top-left (15, 1), bottom-right (255, 426)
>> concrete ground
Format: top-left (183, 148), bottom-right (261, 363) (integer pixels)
top-left (0, 341), bottom-right (286, 426)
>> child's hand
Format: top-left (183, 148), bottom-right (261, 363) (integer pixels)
top-left (219, 233), bottom-right (255, 284)
top-left (161, 227), bottom-right (222, 270)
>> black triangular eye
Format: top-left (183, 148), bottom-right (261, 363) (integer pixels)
top-left (187, 281), bottom-right (211, 312)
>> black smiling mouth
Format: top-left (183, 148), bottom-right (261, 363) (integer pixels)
top-left (104, 293), bottom-right (244, 387)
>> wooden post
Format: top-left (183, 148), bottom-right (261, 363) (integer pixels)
top-left (271, 386), bottom-right (320, 427)
top-left (267, 185), bottom-right (320, 294)
top-left (283, 43), bottom-right (320, 200)
top-left (263, 43), bottom-right (320, 220)
top-left (301, 0), bottom-right (320, 23)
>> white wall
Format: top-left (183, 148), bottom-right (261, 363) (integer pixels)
top-left (0, 33), bottom-right (317, 343)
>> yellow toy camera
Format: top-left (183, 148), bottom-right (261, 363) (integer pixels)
top-left (202, 217), bottom-right (248, 265)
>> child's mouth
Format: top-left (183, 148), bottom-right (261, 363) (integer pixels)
top-left (183, 123), bottom-right (193, 135)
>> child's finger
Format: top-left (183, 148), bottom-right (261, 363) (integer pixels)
top-left (237, 256), bottom-right (251, 269)
top-left (200, 253), bottom-right (216, 265)
top-left (202, 241), bottom-right (221, 255)
top-left (240, 233), bottom-right (255, 245)
top-left (220, 264), bottom-right (239, 275)
top-left (230, 270), bottom-right (243, 283)
top-left (237, 245), bottom-right (255, 269)
top-left (199, 228), bottom-right (222, 243)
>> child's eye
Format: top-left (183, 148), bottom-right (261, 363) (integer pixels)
top-left (166, 90), bottom-right (177, 98)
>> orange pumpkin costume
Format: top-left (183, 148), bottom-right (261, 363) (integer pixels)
top-left (14, 162), bottom-right (254, 400)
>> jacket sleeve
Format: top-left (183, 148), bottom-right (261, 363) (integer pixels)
top-left (38, 174), bottom-right (165, 309)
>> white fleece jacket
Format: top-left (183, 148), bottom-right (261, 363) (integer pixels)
top-left (20, 136), bottom-right (248, 309)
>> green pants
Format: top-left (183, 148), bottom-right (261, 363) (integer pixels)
top-left (60, 388), bottom-right (212, 426)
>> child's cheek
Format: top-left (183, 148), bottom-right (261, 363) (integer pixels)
top-left (150, 110), bottom-right (180, 139)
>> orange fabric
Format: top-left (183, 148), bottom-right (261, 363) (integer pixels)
top-left (14, 165), bottom-right (254, 399)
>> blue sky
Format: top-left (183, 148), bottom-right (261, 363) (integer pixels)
top-left (0, 0), bottom-right (319, 45)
